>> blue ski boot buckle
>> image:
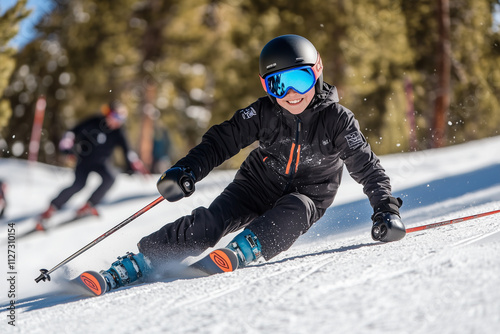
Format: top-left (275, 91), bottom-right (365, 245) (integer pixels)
top-left (101, 252), bottom-right (152, 291)
top-left (227, 230), bottom-right (262, 267)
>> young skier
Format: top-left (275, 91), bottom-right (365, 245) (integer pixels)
top-left (95, 35), bottom-right (406, 292)
top-left (37, 101), bottom-right (147, 230)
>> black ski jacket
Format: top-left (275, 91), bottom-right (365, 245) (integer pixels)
top-left (175, 83), bottom-right (392, 210)
top-left (70, 115), bottom-right (133, 170)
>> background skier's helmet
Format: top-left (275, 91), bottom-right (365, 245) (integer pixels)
top-left (259, 34), bottom-right (323, 99)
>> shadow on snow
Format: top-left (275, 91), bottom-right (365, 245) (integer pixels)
top-left (303, 163), bottom-right (500, 242)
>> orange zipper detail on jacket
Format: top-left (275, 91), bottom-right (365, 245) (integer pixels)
top-left (295, 145), bottom-right (301, 173)
top-left (285, 143), bottom-right (296, 175)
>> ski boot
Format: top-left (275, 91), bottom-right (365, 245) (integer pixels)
top-left (35, 204), bottom-right (57, 231)
top-left (100, 252), bottom-right (152, 292)
top-left (226, 229), bottom-right (262, 267)
top-left (76, 202), bottom-right (99, 218)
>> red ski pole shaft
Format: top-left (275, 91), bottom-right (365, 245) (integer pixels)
top-left (406, 208), bottom-right (500, 233)
top-left (35, 196), bottom-right (164, 283)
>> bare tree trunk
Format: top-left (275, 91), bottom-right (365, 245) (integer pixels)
top-left (139, 83), bottom-right (156, 171)
top-left (405, 77), bottom-right (418, 151)
top-left (432, 0), bottom-right (451, 148)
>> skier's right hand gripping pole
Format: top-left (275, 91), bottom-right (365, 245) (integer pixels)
top-left (371, 197), bottom-right (406, 242)
top-left (157, 166), bottom-right (196, 202)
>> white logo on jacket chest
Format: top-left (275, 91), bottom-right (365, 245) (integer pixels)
top-left (240, 107), bottom-right (257, 120)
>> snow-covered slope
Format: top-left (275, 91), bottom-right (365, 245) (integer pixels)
top-left (1, 136), bottom-right (500, 333)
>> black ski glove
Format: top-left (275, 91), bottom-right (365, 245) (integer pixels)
top-left (157, 166), bottom-right (196, 202)
top-left (371, 197), bottom-right (406, 242)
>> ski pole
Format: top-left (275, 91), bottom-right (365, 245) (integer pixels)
top-left (35, 196), bottom-right (164, 283)
top-left (406, 208), bottom-right (500, 233)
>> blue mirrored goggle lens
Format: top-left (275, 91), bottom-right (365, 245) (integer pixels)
top-left (265, 67), bottom-right (316, 98)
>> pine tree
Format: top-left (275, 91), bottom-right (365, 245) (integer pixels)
top-left (403, 0), bottom-right (500, 148)
top-left (3, 0), bottom-right (141, 163)
top-left (3, 0), bottom-right (499, 165)
top-left (0, 0), bottom-right (30, 132)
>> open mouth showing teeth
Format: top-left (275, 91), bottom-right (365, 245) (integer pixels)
top-left (287, 99), bottom-right (303, 105)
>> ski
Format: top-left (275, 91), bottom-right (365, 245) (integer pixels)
top-left (74, 248), bottom-right (239, 297)
top-left (73, 271), bottom-right (108, 296)
top-left (190, 248), bottom-right (239, 275)
top-left (17, 213), bottom-right (97, 240)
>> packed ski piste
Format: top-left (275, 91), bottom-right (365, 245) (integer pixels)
top-left (1, 137), bottom-right (500, 333)
top-left (0, 35), bottom-right (499, 333)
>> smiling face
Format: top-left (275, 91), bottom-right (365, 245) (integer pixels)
top-left (276, 87), bottom-right (316, 115)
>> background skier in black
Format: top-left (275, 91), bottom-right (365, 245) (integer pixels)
top-left (0, 180), bottom-right (6, 218)
top-left (95, 35), bottom-right (407, 292)
top-left (37, 101), bottom-right (148, 230)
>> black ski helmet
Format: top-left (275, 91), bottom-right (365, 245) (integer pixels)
top-left (259, 34), bottom-right (323, 97)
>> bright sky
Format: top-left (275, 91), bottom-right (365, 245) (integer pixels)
top-left (1, 0), bottom-right (54, 48)
top-left (495, 4), bottom-right (500, 32)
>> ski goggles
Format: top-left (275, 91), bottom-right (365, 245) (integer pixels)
top-left (260, 54), bottom-right (323, 99)
top-left (109, 111), bottom-right (126, 122)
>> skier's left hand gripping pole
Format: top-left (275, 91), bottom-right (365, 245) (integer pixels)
top-left (35, 196), bottom-right (165, 283)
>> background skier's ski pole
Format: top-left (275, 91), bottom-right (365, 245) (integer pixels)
top-left (35, 196), bottom-right (164, 283)
top-left (406, 208), bottom-right (500, 233)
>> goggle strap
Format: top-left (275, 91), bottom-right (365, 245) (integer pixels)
top-left (312, 52), bottom-right (323, 79)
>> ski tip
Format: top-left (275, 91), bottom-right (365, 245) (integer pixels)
top-left (209, 249), bottom-right (238, 273)
top-left (78, 271), bottom-right (107, 296)
top-left (35, 222), bottom-right (46, 231)
top-left (191, 248), bottom-right (239, 276)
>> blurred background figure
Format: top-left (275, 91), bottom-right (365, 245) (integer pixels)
top-left (36, 101), bottom-right (148, 230)
top-left (0, 180), bottom-right (6, 218)
top-left (151, 124), bottom-right (171, 174)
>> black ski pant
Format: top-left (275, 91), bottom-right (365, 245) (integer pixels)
top-left (51, 162), bottom-right (115, 209)
top-left (138, 176), bottom-right (324, 266)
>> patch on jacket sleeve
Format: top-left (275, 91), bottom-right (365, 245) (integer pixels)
top-left (344, 131), bottom-right (363, 149)
top-left (239, 106), bottom-right (257, 120)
